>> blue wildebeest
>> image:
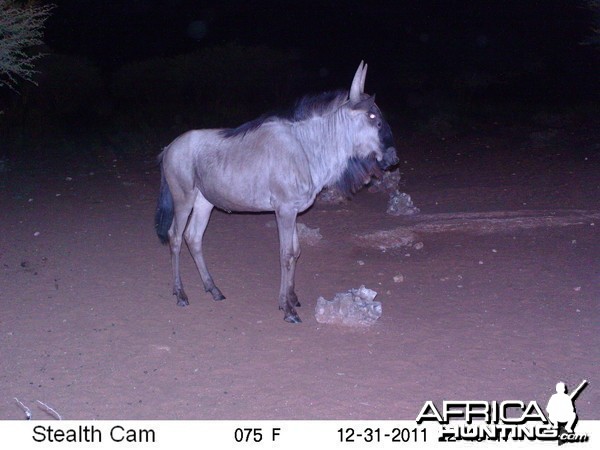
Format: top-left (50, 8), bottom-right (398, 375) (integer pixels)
top-left (155, 61), bottom-right (398, 323)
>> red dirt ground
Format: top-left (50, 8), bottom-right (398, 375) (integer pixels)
top-left (1, 122), bottom-right (598, 420)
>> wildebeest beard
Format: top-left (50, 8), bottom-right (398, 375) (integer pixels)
top-left (334, 109), bottom-right (399, 197)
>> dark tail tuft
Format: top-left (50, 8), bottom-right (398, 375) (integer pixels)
top-left (155, 161), bottom-right (174, 245)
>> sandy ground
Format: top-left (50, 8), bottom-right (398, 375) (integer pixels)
top-left (0, 122), bottom-right (598, 420)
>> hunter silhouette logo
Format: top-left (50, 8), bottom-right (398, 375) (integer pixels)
top-left (546, 379), bottom-right (588, 444)
top-left (416, 379), bottom-right (590, 443)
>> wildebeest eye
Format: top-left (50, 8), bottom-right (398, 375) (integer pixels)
top-left (368, 112), bottom-right (382, 129)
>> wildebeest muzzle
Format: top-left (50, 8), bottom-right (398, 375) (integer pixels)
top-left (380, 146), bottom-right (399, 170)
top-left (378, 119), bottom-right (399, 170)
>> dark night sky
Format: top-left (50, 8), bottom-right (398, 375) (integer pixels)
top-left (44, 1), bottom-right (596, 77)
top-left (3, 0), bottom-right (585, 113)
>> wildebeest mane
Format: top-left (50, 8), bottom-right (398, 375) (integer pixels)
top-left (220, 90), bottom-right (349, 138)
top-left (219, 114), bottom-right (274, 138)
top-left (288, 89), bottom-right (348, 121)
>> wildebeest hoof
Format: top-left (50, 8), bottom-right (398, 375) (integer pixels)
top-left (174, 289), bottom-right (190, 306)
top-left (284, 313), bottom-right (302, 324)
top-left (207, 286), bottom-right (225, 301)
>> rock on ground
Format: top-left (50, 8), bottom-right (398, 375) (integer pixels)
top-left (355, 228), bottom-right (422, 251)
top-left (315, 285), bottom-right (382, 327)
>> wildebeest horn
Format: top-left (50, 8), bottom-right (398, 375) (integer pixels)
top-left (349, 61), bottom-right (368, 104)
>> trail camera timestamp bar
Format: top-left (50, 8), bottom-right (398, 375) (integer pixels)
top-left (233, 427), bottom-right (282, 443)
top-left (230, 424), bottom-right (428, 446)
top-left (4, 421), bottom-right (438, 449)
top-left (338, 427), bottom-right (427, 444)
top-left (230, 425), bottom-right (428, 447)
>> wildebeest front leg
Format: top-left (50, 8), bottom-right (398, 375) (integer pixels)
top-left (275, 207), bottom-right (302, 323)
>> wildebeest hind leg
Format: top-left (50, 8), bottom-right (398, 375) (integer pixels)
top-left (169, 196), bottom-right (194, 306)
top-left (185, 194), bottom-right (225, 301)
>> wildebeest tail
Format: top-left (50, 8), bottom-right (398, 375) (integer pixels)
top-left (155, 157), bottom-right (174, 245)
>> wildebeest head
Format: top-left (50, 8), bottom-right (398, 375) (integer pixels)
top-left (348, 61), bottom-right (399, 170)
top-left (335, 62), bottom-right (399, 195)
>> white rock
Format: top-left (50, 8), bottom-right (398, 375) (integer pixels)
top-left (315, 285), bottom-right (382, 327)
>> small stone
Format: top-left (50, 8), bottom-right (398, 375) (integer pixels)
top-left (386, 190), bottom-right (420, 216)
top-left (393, 274), bottom-right (404, 283)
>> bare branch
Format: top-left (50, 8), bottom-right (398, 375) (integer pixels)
top-left (0, 0), bottom-right (54, 90)
top-left (14, 397), bottom-right (32, 420)
top-left (36, 400), bottom-right (63, 420)
top-left (582, 0), bottom-right (600, 46)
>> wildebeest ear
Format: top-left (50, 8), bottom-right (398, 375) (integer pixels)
top-left (351, 94), bottom-right (376, 111)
